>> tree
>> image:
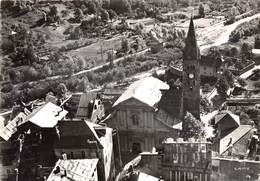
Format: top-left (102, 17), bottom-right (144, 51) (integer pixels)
top-left (234, 61), bottom-right (244, 70)
top-left (56, 83), bottom-right (67, 99)
top-left (222, 69), bottom-right (234, 87)
top-left (76, 56), bottom-right (86, 70)
top-left (100, 9), bottom-right (109, 22)
top-left (254, 80), bottom-right (260, 89)
top-left (200, 96), bottom-right (213, 114)
top-left (43, 64), bottom-right (52, 76)
top-left (121, 38), bottom-right (130, 53)
top-left (237, 77), bottom-right (247, 87)
top-left (216, 76), bottom-right (229, 98)
top-left (106, 50), bottom-right (115, 68)
top-left (77, 77), bottom-right (89, 92)
top-left (88, 2), bottom-right (98, 15)
top-left (74, 8), bottom-right (84, 22)
top-left (108, 9), bottom-right (118, 22)
top-left (199, 3), bottom-right (205, 18)
top-left (180, 112), bottom-right (206, 141)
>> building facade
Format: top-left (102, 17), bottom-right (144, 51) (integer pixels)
top-left (105, 77), bottom-right (180, 154)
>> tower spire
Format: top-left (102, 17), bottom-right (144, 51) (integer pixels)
top-left (183, 16), bottom-right (200, 60)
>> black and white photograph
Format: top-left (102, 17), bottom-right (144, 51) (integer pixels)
top-left (1, 0), bottom-right (260, 180)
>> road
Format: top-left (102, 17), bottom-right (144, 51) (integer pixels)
top-left (200, 13), bottom-right (260, 51)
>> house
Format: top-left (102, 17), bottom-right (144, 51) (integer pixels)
top-left (200, 55), bottom-right (222, 77)
top-left (214, 112), bottom-right (240, 138)
top-left (137, 138), bottom-right (212, 181)
top-left (47, 159), bottom-right (99, 181)
top-left (16, 102), bottom-right (68, 181)
top-left (0, 141), bottom-right (20, 181)
top-left (104, 76), bottom-right (181, 155)
top-left (76, 93), bottom-right (105, 123)
top-left (53, 120), bottom-right (115, 181)
top-left (0, 112), bottom-right (27, 141)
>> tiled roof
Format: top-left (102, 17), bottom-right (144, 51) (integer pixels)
top-left (0, 112), bottom-right (27, 141)
top-left (219, 125), bottom-right (253, 155)
top-left (113, 77), bottom-right (169, 107)
top-left (47, 159), bottom-right (99, 181)
top-left (76, 93), bottom-right (98, 118)
top-left (215, 112), bottom-right (240, 126)
top-left (26, 102), bottom-right (68, 128)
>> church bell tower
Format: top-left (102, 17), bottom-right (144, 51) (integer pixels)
top-left (182, 17), bottom-right (201, 120)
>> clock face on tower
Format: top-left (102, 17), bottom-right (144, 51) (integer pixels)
top-left (189, 73), bottom-right (194, 79)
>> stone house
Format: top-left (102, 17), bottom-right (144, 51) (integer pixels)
top-left (53, 120), bottom-right (115, 181)
top-left (200, 55), bottom-right (222, 77)
top-left (140, 138), bottom-right (212, 181)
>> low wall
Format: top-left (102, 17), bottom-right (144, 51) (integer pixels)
top-left (229, 62), bottom-right (255, 76)
top-left (211, 157), bottom-right (260, 181)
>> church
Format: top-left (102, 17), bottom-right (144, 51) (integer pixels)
top-left (104, 17), bottom-right (201, 154)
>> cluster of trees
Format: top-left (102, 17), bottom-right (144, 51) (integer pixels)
top-left (200, 96), bottom-right (213, 114)
top-left (229, 18), bottom-right (260, 42)
top-left (216, 69), bottom-right (234, 98)
top-left (232, 106), bottom-right (260, 125)
top-left (180, 112), bottom-right (206, 141)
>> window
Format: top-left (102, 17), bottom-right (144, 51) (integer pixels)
top-left (204, 66), bottom-right (206, 70)
top-left (81, 151), bottom-right (85, 159)
top-left (132, 142), bottom-right (141, 154)
top-left (131, 113), bottom-right (139, 126)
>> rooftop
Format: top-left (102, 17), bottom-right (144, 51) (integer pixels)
top-left (220, 125), bottom-right (253, 155)
top-left (76, 93), bottom-right (98, 118)
top-left (113, 76), bottom-right (169, 107)
top-left (26, 102), bottom-right (68, 128)
top-left (0, 112), bottom-right (27, 141)
top-left (47, 159), bottom-right (99, 181)
top-left (215, 112), bottom-right (240, 126)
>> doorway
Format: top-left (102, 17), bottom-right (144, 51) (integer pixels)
top-left (132, 142), bottom-right (141, 154)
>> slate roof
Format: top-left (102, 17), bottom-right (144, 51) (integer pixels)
top-left (54, 120), bottom-right (105, 149)
top-left (47, 159), bottom-right (99, 181)
top-left (220, 125), bottom-right (253, 155)
top-left (200, 55), bottom-right (222, 68)
top-left (0, 112), bottom-right (27, 141)
top-left (183, 17), bottom-right (201, 60)
top-left (215, 112), bottom-right (240, 126)
top-left (26, 102), bottom-right (68, 128)
top-left (155, 108), bottom-right (182, 130)
top-left (113, 77), bottom-right (169, 107)
top-left (76, 93), bottom-right (98, 118)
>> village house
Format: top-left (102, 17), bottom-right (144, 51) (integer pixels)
top-left (212, 112), bottom-right (255, 158)
top-left (104, 76), bottom-right (181, 155)
top-left (16, 102), bottom-right (68, 181)
top-left (200, 55), bottom-right (222, 77)
top-left (139, 137), bottom-right (212, 181)
top-left (53, 120), bottom-right (115, 181)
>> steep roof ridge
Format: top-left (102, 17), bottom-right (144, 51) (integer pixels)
top-left (183, 16), bottom-right (201, 60)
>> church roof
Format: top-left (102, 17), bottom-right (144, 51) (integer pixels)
top-left (183, 17), bottom-right (201, 60)
top-left (113, 77), bottom-right (169, 107)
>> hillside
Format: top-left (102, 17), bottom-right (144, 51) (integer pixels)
top-left (1, 0), bottom-right (259, 110)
